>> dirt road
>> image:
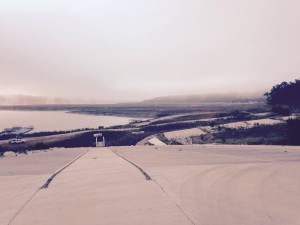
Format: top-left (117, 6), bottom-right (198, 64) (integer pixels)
top-left (0, 131), bottom-right (91, 151)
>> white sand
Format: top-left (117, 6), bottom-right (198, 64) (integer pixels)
top-left (252, 112), bottom-right (271, 117)
top-left (164, 128), bottom-right (206, 140)
top-left (279, 115), bottom-right (299, 121)
top-left (223, 118), bottom-right (284, 128)
top-left (147, 137), bottom-right (166, 146)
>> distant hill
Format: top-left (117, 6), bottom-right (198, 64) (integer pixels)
top-left (141, 92), bottom-right (265, 105)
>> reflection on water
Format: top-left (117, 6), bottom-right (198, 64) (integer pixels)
top-left (0, 110), bottom-right (134, 132)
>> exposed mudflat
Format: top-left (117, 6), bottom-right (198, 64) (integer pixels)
top-left (1, 145), bottom-right (300, 225)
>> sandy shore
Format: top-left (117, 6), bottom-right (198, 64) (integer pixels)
top-left (1, 145), bottom-right (300, 225)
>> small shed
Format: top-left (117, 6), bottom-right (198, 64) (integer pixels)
top-left (94, 133), bottom-right (105, 147)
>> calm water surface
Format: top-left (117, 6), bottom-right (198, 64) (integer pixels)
top-left (0, 110), bottom-right (136, 132)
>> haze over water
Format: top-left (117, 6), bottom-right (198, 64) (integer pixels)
top-left (0, 110), bottom-right (135, 132)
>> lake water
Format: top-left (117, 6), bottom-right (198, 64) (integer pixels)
top-left (0, 110), bottom-right (136, 132)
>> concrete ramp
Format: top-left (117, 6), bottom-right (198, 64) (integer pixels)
top-left (8, 148), bottom-right (192, 225)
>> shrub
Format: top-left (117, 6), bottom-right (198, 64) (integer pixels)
top-left (271, 105), bottom-right (291, 116)
top-left (32, 142), bottom-right (50, 150)
top-left (231, 110), bottom-right (250, 120)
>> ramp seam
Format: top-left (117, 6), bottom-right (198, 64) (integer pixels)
top-left (109, 148), bottom-right (194, 224)
top-left (152, 179), bottom-right (196, 225)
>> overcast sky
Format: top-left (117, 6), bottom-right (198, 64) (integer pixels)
top-left (0, 0), bottom-right (300, 102)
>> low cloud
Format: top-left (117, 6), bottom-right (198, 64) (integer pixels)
top-left (0, 95), bottom-right (120, 105)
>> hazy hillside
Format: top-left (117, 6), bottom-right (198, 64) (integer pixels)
top-left (141, 92), bottom-right (265, 105)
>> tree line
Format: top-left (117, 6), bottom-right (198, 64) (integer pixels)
top-left (265, 79), bottom-right (300, 106)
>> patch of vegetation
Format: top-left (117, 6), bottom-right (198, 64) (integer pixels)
top-left (168, 139), bottom-right (183, 145)
top-left (246, 107), bottom-right (270, 114)
top-left (142, 122), bottom-right (207, 133)
top-left (213, 124), bottom-right (288, 145)
top-left (271, 105), bottom-right (291, 116)
top-left (31, 142), bottom-right (50, 150)
top-left (106, 124), bottom-right (132, 129)
top-left (231, 110), bottom-right (252, 120)
top-left (215, 110), bottom-right (256, 121)
top-left (0, 134), bottom-right (15, 141)
top-left (192, 133), bottom-right (214, 144)
top-left (215, 112), bottom-right (230, 117)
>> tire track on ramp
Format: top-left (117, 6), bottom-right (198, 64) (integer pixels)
top-left (110, 148), bottom-right (151, 180)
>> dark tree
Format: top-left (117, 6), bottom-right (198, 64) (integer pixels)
top-left (286, 119), bottom-right (300, 145)
top-left (264, 79), bottom-right (300, 106)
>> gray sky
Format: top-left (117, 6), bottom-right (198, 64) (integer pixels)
top-left (1, 0), bottom-right (300, 102)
